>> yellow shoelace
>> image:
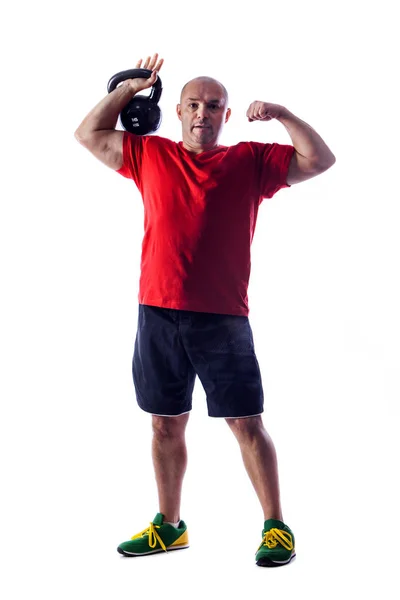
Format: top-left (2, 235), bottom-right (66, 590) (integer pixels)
top-left (131, 522), bottom-right (167, 551)
top-left (259, 528), bottom-right (294, 551)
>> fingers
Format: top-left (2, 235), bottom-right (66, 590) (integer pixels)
top-left (135, 53), bottom-right (164, 73)
top-left (247, 102), bottom-right (263, 120)
top-left (142, 55), bottom-right (152, 69)
top-left (247, 102), bottom-right (273, 122)
top-left (246, 104), bottom-right (256, 120)
top-left (155, 57), bottom-right (164, 72)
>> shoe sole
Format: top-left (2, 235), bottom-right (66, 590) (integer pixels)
top-left (256, 553), bottom-right (296, 567)
top-left (117, 544), bottom-right (189, 557)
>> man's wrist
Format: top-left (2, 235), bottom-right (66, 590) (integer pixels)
top-left (123, 80), bottom-right (141, 96)
top-left (276, 106), bottom-right (290, 121)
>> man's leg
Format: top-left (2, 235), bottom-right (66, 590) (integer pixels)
top-left (151, 413), bottom-right (190, 523)
top-left (226, 415), bottom-right (283, 521)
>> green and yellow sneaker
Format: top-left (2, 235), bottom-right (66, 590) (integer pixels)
top-left (117, 513), bottom-right (189, 557)
top-left (255, 519), bottom-right (296, 567)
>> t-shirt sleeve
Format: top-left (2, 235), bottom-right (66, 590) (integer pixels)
top-left (250, 141), bottom-right (295, 203)
top-left (115, 131), bottom-right (146, 187)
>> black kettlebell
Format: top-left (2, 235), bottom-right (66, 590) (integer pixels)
top-left (107, 68), bottom-right (162, 135)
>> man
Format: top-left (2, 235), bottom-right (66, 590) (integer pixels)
top-left (75, 53), bottom-right (335, 567)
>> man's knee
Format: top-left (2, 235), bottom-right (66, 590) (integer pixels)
top-left (225, 415), bottom-right (263, 439)
top-left (152, 413), bottom-right (190, 438)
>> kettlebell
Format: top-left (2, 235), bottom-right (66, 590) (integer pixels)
top-left (107, 68), bottom-right (162, 135)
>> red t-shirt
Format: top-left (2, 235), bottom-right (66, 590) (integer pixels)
top-left (117, 131), bottom-right (295, 316)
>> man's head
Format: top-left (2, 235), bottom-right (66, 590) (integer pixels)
top-left (176, 77), bottom-right (231, 154)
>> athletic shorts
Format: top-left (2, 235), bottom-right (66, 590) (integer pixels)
top-left (132, 304), bottom-right (264, 418)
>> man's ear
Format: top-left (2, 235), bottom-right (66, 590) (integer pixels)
top-left (225, 108), bottom-right (232, 123)
top-left (176, 104), bottom-right (182, 121)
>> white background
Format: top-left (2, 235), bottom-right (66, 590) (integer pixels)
top-left (1, 0), bottom-right (399, 598)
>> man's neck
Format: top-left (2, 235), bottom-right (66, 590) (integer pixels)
top-left (181, 141), bottom-right (220, 155)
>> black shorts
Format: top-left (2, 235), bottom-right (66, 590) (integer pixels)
top-left (132, 304), bottom-right (264, 418)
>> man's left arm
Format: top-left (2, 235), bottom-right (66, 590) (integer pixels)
top-left (278, 107), bottom-right (336, 185)
top-left (246, 102), bottom-right (336, 185)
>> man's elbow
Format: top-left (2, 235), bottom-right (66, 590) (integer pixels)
top-left (74, 127), bottom-right (96, 147)
top-left (316, 155), bottom-right (336, 173)
top-left (74, 128), bottom-right (87, 144)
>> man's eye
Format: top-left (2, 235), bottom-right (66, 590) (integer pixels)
top-left (189, 103), bottom-right (197, 109)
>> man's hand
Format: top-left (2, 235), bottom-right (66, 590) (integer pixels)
top-left (246, 101), bottom-right (285, 122)
top-left (124, 53), bottom-right (164, 93)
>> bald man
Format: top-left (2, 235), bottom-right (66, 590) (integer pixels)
top-left (75, 53), bottom-right (335, 567)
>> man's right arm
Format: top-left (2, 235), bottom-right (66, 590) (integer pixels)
top-left (74, 81), bottom-right (139, 171)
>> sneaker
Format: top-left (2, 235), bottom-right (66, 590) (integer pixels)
top-left (255, 518), bottom-right (296, 567)
top-left (117, 513), bottom-right (189, 557)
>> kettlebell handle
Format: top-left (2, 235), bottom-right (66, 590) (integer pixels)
top-left (107, 68), bottom-right (162, 104)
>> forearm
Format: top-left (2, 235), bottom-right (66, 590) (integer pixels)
top-left (74, 82), bottom-right (138, 140)
top-left (277, 108), bottom-right (336, 167)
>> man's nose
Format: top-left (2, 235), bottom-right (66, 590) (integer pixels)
top-left (196, 106), bottom-right (209, 119)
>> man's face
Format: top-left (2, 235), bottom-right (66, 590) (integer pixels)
top-left (176, 81), bottom-right (231, 153)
